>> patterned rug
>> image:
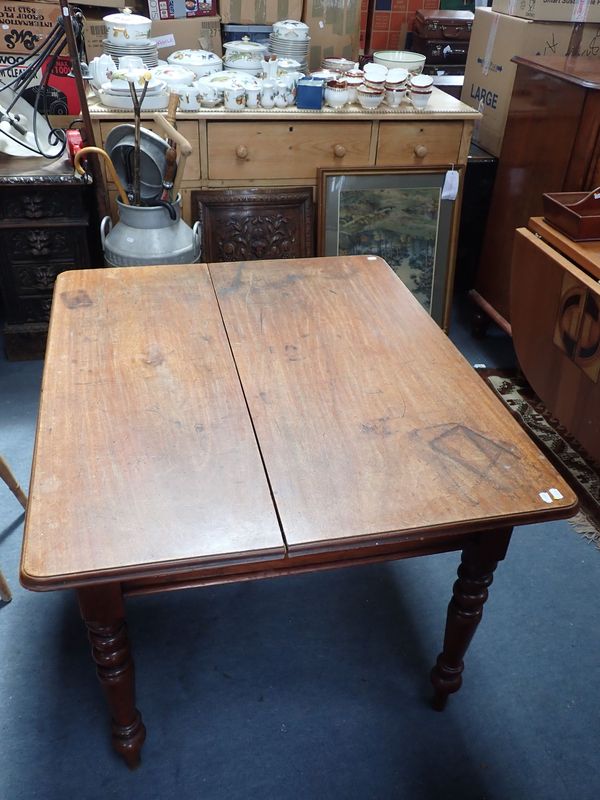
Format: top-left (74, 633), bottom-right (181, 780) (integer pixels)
top-left (476, 369), bottom-right (600, 548)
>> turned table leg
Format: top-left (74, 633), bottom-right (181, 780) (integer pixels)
top-left (431, 528), bottom-right (513, 710)
top-left (78, 584), bottom-right (146, 768)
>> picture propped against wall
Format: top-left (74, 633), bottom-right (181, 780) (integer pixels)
top-left (318, 168), bottom-right (458, 328)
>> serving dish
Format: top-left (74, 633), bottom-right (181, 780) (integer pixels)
top-left (103, 11), bottom-right (152, 44)
top-left (167, 49), bottom-right (223, 78)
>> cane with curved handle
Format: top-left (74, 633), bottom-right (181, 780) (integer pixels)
top-left (74, 146), bottom-right (130, 205)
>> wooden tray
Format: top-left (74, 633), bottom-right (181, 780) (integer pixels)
top-left (543, 187), bottom-right (600, 241)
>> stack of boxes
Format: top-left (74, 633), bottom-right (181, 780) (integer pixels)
top-left (82, 1), bottom-right (362, 72)
top-left (461, 0), bottom-right (600, 156)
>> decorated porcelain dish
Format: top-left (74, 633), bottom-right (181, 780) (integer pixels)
top-left (167, 49), bottom-right (223, 77)
top-left (104, 69), bottom-right (164, 93)
top-left (272, 19), bottom-right (310, 40)
top-left (196, 70), bottom-right (262, 92)
top-left (152, 64), bottom-right (196, 87)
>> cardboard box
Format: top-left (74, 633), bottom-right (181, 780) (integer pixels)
top-left (83, 12), bottom-right (222, 60)
top-left (147, 0), bottom-right (216, 21)
top-left (492, 0), bottom-right (600, 24)
top-left (0, 2), bottom-right (60, 55)
top-left (303, 0), bottom-right (362, 71)
top-left (82, 9), bottom-right (106, 62)
top-left (219, 0), bottom-right (303, 24)
top-left (151, 15), bottom-right (222, 57)
top-left (461, 7), bottom-right (600, 156)
top-left (0, 52), bottom-right (80, 114)
top-left (70, 0), bottom-right (131, 9)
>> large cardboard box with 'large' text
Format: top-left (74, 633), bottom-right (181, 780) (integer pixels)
top-left (492, 0), bottom-right (600, 24)
top-left (461, 7), bottom-right (600, 156)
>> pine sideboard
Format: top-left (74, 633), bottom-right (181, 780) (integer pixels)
top-left (89, 90), bottom-right (478, 328)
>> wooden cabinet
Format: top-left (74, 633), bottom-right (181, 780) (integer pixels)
top-left (511, 217), bottom-right (600, 463)
top-left (0, 157), bottom-right (101, 360)
top-left (89, 93), bottom-right (477, 221)
top-left (473, 56), bottom-right (600, 334)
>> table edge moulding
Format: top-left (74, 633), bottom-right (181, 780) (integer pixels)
top-left (20, 256), bottom-right (577, 769)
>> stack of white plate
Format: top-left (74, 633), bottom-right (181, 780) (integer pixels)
top-left (97, 72), bottom-right (168, 110)
top-left (102, 38), bottom-right (159, 69)
top-left (268, 33), bottom-right (310, 74)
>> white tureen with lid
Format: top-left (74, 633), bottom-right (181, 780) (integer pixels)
top-left (103, 9), bottom-right (152, 44)
top-left (167, 49), bottom-right (223, 78)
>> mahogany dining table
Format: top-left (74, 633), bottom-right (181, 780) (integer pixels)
top-left (20, 255), bottom-right (577, 767)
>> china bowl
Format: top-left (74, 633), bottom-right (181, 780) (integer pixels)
top-left (372, 50), bottom-right (426, 75)
top-left (321, 57), bottom-right (355, 74)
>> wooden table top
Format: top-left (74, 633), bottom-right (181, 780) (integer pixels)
top-left (21, 266), bottom-right (284, 589)
top-left (21, 256), bottom-right (577, 589)
top-left (212, 256), bottom-right (576, 553)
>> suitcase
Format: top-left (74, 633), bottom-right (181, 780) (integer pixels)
top-left (411, 34), bottom-right (469, 65)
top-left (414, 10), bottom-right (473, 41)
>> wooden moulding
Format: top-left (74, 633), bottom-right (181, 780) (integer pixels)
top-left (543, 188), bottom-right (600, 241)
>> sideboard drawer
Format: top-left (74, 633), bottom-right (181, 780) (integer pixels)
top-left (207, 121), bottom-right (373, 179)
top-left (377, 122), bottom-right (463, 166)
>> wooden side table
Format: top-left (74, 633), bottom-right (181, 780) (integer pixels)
top-left (511, 217), bottom-right (600, 463)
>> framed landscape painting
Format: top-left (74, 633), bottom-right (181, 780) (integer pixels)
top-left (318, 168), bottom-right (459, 328)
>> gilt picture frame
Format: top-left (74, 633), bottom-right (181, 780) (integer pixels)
top-left (317, 168), bottom-right (460, 328)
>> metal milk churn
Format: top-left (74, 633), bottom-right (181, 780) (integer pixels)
top-left (100, 195), bottom-right (201, 267)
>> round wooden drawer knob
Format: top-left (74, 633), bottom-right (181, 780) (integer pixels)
top-left (414, 144), bottom-right (428, 158)
top-left (333, 144), bottom-right (346, 158)
top-left (235, 145), bottom-right (249, 160)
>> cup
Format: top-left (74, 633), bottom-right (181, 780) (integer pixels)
top-left (410, 74), bottom-right (434, 90)
top-left (223, 86), bottom-right (246, 110)
top-left (385, 88), bottom-right (405, 108)
top-left (198, 85), bottom-right (220, 107)
top-left (173, 84), bottom-right (201, 111)
top-left (324, 79), bottom-right (349, 109)
top-left (408, 88), bottom-right (432, 109)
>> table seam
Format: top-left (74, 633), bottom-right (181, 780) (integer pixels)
top-left (206, 262), bottom-right (289, 554)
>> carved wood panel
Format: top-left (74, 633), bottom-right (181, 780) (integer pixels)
top-left (192, 187), bottom-right (314, 263)
top-left (0, 187), bottom-right (88, 222)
